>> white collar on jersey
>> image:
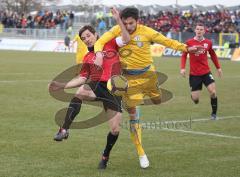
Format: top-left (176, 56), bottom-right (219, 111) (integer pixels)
top-left (194, 36), bottom-right (205, 42)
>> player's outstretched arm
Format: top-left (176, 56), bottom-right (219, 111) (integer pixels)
top-left (94, 26), bottom-right (120, 53)
top-left (146, 27), bottom-right (202, 53)
top-left (111, 7), bottom-right (130, 44)
top-left (94, 9), bottom-right (123, 67)
top-left (63, 76), bottom-right (87, 89)
top-left (49, 76), bottom-right (87, 91)
top-left (146, 27), bottom-right (187, 51)
top-left (48, 81), bottom-right (65, 91)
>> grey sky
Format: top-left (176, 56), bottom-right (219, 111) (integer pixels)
top-left (100, 0), bottom-right (240, 7)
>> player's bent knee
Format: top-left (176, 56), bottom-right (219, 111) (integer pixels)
top-left (209, 91), bottom-right (216, 98)
top-left (75, 93), bottom-right (85, 100)
top-left (75, 88), bottom-right (89, 99)
top-left (110, 121), bottom-right (121, 134)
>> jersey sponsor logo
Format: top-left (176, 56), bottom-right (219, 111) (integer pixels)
top-left (134, 36), bottom-right (140, 41)
top-left (214, 48), bottom-right (232, 59)
top-left (163, 48), bottom-right (182, 57)
top-left (134, 35), bottom-right (143, 48)
top-left (119, 48), bottom-right (132, 58)
top-left (194, 45), bottom-right (205, 56)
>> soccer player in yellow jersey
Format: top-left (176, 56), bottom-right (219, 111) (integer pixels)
top-left (72, 34), bottom-right (88, 64)
top-left (94, 7), bottom-right (201, 168)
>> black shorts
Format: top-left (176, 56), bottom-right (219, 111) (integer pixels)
top-left (87, 81), bottom-right (122, 112)
top-left (189, 72), bottom-right (215, 91)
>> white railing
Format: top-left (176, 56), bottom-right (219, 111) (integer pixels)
top-left (0, 27), bottom-right (221, 46)
top-left (0, 25), bottom-right (87, 40)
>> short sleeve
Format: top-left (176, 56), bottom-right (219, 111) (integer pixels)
top-left (115, 36), bottom-right (126, 47)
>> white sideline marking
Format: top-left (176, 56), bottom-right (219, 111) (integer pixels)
top-left (0, 73), bottom-right (56, 75)
top-left (0, 73), bottom-right (34, 75)
top-left (162, 128), bottom-right (240, 140)
top-left (0, 80), bottom-right (49, 83)
top-left (161, 115), bottom-right (240, 140)
top-left (167, 115), bottom-right (240, 124)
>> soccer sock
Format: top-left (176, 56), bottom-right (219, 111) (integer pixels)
top-left (62, 97), bottom-right (82, 129)
top-left (103, 132), bottom-right (119, 158)
top-left (211, 97), bottom-right (218, 115)
top-left (130, 119), bottom-right (145, 157)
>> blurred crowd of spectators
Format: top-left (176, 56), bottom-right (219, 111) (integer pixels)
top-left (139, 10), bottom-right (240, 34)
top-left (0, 10), bottom-right (74, 29)
top-left (1, 8), bottom-right (240, 35)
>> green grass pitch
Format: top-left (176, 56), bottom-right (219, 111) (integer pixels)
top-left (0, 50), bottom-right (240, 177)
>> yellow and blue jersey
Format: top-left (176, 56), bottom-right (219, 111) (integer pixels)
top-left (94, 24), bottom-right (188, 70)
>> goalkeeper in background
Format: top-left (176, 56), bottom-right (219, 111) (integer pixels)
top-left (94, 7), bottom-right (202, 169)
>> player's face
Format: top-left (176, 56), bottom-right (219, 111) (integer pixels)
top-left (195, 26), bottom-right (205, 38)
top-left (122, 17), bottom-right (137, 34)
top-left (80, 29), bottom-right (97, 47)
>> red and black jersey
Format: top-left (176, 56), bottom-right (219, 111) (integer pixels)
top-left (80, 38), bottom-right (121, 81)
top-left (181, 37), bottom-right (221, 76)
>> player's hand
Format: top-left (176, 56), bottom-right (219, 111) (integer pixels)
top-left (48, 81), bottom-right (65, 91)
top-left (187, 45), bottom-right (204, 53)
top-left (180, 69), bottom-right (186, 77)
top-left (94, 52), bottom-right (103, 69)
top-left (217, 68), bottom-right (223, 78)
top-left (111, 7), bottom-right (121, 22)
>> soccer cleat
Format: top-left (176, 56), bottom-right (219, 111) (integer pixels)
top-left (54, 128), bottom-right (69, 141)
top-left (139, 154), bottom-right (149, 169)
top-left (98, 156), bottom-right (109, 169)
top-left (211, 114), bottom-right (217, 120)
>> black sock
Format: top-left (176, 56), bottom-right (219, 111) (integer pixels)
top-left (211, 97), bottom-right (218, 115)
top-left (193, 99), bottom-right (199, 104)
top-left (103, 132), bottom-right (119, 158)
top-left (62, 97), bottom-right (82, 129)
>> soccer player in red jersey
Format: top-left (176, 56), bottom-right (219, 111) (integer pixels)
top-left (180, 23), bottom-right (223, 120)
top-left (49, 8), bottom-right (130, 169)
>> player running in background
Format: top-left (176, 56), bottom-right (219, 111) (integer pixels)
top-left (93, 7), bottom-right (202, 168)
top-left (180, 23), bottom-right (223, 120)
top-left (64, 33), bottom-right (71, 52)
top-left (49, 8), bottom-right (130, 169)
